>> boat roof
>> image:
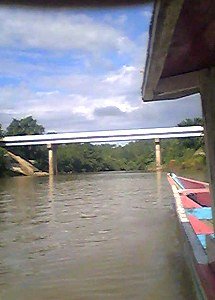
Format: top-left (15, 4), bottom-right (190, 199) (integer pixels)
top-left (142, 0), bottom-right (215, 101)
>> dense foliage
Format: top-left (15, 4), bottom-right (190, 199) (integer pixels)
top-left (0, 124), bottom-right (3, 137)
top-left (0, 124), bottom-right (7, 176)
top-left (160, 118), bottom-right (205, 171)
top-left (0, 116), bottom-right (206, 176)
top-left (57, 141), bottom-right (155, 173)
top-left (57, 118), bottom-right (205, 173)
top-left (2, 116), bottom-right (48, 172)
top-left (7, 116), bottom-right (44, 136)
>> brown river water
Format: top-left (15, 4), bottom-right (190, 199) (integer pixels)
top-left (0, 171), bottom-right (202, 300)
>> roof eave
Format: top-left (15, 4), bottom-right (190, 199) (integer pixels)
top-left (142, 0), bottom-right (184, 101)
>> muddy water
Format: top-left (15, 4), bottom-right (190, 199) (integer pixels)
top-left (0, 172), bottom-right (197, 300)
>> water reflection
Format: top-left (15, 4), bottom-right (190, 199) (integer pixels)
top-left (0, 172), bottom-right (196, 300)
top-left (156, 170), bottom-right (162, 205)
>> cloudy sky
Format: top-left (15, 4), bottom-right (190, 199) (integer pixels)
top-left (0, 4), bottom-right (202, 133)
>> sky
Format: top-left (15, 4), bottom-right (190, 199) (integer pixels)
top-left (0, 4), bottom-right (202, 133)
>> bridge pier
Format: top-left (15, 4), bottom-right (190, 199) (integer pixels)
top-left (155, 138), bottom-right (162, 170)
top-left (47, 144), bottom-right (58, 175)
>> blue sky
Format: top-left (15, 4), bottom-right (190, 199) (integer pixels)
top-left (0, 4), bottom-right (202, 132)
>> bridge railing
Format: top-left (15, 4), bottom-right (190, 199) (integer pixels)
top-left (0, 126), bottom-right (203, 146)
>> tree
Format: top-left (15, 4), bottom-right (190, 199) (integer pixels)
top-left (0, 124), bottom-right (3, 137)
top-left (177, 117), bottom-right (203, 127)
top-left (7, 116), bottom-right (44, 136)
top-left (0, 147), bottom-right (7, 176)
top-left (0, 123), bottom-right (7, 176)
top-left (6, 116), bottom-right (47, 171)
top-left (160, 118), bottom-right (206, 171)
top-left (56, 140), bottom-right (157, 174)
top-left (177, 118), bottom-right (204, 150)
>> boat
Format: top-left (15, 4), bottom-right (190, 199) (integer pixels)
top-left (141, 0), bottom-right (215, 298)
top-left (167, 173), bottom-right (215, 299)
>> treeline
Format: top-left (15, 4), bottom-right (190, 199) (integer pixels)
top-left (57, 141), bottom-right (155, 173)
top-left (162, 117), bottom-right (205, 171)
top-left (0, 116), bottom-right (205, 176)
top-left (57, 137), bottom-right (205, 173)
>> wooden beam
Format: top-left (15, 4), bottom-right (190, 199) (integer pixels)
top-left (199, 68), bottom-right (215, 232)
top-left (142, 0), bottom-right (184, 101)
top-left (150, 71), bottom-right (201, 101)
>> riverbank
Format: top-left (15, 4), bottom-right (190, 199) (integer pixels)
top-left (0, 136), bottom-right (206, 177)
top-left (0, 162), bottom-right (206, 178)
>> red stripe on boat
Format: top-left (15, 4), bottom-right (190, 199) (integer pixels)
top-left (188, 215), bottom-right (214, 234)
top-left (178, 176), bottom-right (208, 189)
top-left (180, 195), bottom-right (201, 208)
top-left (180, 189), bottom-right (212, 207)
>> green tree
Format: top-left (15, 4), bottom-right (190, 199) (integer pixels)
top-left (57, 140), bottom-right (156, 174)
top-left (6, 116), bottom-right (47, 171)
top-left (177, 117), bottom-right (204, 150)
top-left (0, 123), bottom-right (7, 176)
top-left (0, 124), bottom-right (3, 137)
top-left (177, 117), bottom-right (203, 127)
top-left (161, 118), bottom-right (205, 171)
top-left (7, 116), bottom-right (44, 136)
top-left (0, 147), bottom-right (7, 176)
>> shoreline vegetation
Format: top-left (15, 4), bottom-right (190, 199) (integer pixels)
top-left (0, 116), bottom-right (205, 177)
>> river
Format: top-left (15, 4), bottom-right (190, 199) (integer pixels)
top-left (0, 171), bottom-right (198, 300)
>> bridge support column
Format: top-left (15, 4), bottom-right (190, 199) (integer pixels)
top-left (155, 138), bottom-right (162, 170)
top-left (200, 68), bottom-right (215, 232)
top-left (47, 144), bottom-right (58, 175)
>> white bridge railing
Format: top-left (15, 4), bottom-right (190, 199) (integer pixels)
top-left (0, 126), bottom-right (203, 146)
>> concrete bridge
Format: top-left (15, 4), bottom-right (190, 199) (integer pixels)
top-left (0, 126), bottom-right (203, 175)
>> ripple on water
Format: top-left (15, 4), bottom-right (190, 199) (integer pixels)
top-left (0, 172), bottom-right (197, 300)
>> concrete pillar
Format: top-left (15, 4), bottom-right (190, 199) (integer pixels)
top-left (199, 68), bottom-right (215, 231)
top-left (47, 144), bottom-right (58, 175)
top-left (155, 138), bottom-right (162, 170)
top-left (156, 170), bottom-right (162, 205)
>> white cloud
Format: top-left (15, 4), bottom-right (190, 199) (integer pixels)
top-left (33, 64), bottom-right (142, 102)
top-left (0, 70), bottom-right (202, 133)
top-left (0, 8), bottom-right (134, 53)
top-left (0, 6), bottom-right (202, 133)
top-left (104, 65), bottom-right (136, 83)
top-left (140, 10), bottom-right (152, 19)
top-left (103, 13), bottom-right (128, 27)
top-left (0, 58), bottom-right (202, 130)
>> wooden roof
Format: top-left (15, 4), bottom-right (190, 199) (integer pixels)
top-left (142, 0), bottom-right (215, 101)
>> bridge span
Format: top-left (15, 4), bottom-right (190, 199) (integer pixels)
top-left (0, 126), bottom-right (204, 175)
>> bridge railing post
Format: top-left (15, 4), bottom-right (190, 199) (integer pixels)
top-left (47, 144), bottom-right (58, 175)
top-left (155, 138), bottom-right (162, 170)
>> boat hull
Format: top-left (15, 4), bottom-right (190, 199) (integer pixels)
top-left (167, 174), bottom-right (215, 300)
